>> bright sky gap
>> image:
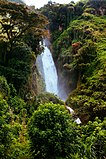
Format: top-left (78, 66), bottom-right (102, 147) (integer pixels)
top-left (23, 0), bottom-right (79, 9)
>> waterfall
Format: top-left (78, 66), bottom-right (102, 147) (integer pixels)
top-left (36, 40), bottom-right (58, 96)
top-left (36, 39), bottom-right (67, 100)
top-left (36, 39), bottom-right (81, 124)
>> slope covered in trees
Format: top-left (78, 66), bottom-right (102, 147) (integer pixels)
top-left (0, 0), bottom-right (106, 158)
top-left (0, 0), bottom-right (47, 95)
top-left (41, 0), bottom-right (106, 123)
top-left (53, 13), bottom-right (106, 123)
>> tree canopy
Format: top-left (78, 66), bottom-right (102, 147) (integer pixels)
top-left (28, 103), bottom-right (78, 159)
top-left (0, 0), bottom-right (48, 49)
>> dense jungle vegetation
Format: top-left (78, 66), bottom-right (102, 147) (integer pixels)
top-left (0, 0), bottom-right (106, 158)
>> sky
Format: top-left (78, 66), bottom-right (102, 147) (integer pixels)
top-left (23, 0), bottom-right (79, 9)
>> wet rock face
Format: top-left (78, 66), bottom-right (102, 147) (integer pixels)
top-left (57, 65), bottom-right (78, 101)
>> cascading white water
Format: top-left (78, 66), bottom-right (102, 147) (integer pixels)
top-left (36, 39), bottom-right (81, 124)
top-left (36, 40), bottom-right (58, 96)
top-left (41, 46), bottom-right (58, 94)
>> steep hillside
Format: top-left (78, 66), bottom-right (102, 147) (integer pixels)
top-left (40, 1), bottom-right (86, 41)
top-left (85, 0), bottom-right (106, 15)
top-left (53, 13), bottom-right (106, 123)
top-left (0, 0), bottom-right (106, 158)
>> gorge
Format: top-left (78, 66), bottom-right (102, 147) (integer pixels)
top-left (36, 39), bottom-right (81, 124)
top-left (36, 39), bottom-right (70, 101)
top-left (0, 0), bottom-right (106, 158)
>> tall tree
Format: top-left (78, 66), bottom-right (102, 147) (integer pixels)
top-left (0, 0), bottom-right (48, 50)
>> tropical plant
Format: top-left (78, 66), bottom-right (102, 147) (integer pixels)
top-left (28, 103), bottom-right (78, 159)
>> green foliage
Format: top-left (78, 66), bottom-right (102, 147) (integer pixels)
top-left (0, 96), bottom-right (12, 158)
top-left (28, 103), bottom-right (106, 159)
top-left (0, 40), bottom-right (9, 64)
top-left (66, 78), bottom-right (106, 122)
top-left (9, 140), bottom-right (32, 159)
top-left (0, 91), bottom-right (32, 158)
top-left (25, 93), bottom-right (64, 119)
top-left (10, 42), bottom-right (35, 63)
top-left (53, 13), bottom-right (106, 123)
top-left (0, 76), bottom-right (10, 98)
top-left (0, 0), bottom-right (106, 158)
top-left (8, 121), bottom-right (32, 159)
top-left (69, 40), bottom-right (97, 72)
top-left (0, 42), bottom-right (34, 91)
top-left (0, 123), bottom-right (12, 158)
top-left (84, 7), bottom-right (95, 14)
top-left (37, 92), bottom-right (64, 105)
top-left (28, 103), bottom-right (78, 159)
top-left (0, 0), bottom-right (47, 94)
top-left (40, 1), bottom-right (84, 41)
top-left (23, 30), bottom-right (43, 54)
top-left (9, 96), bottom-right (26, 115)
top-left (9, 83), bottom-right (17, 97)
top-left (80, 118), bottom-right (106, 159)
top-left (85, 0), bottom-right (106, 16)
top-left (66, 38), bottom-right (106, 123)
top-left (0, 0), bottom-right (47, 49)
top-left (0, 96), bottom-right (9, 118)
